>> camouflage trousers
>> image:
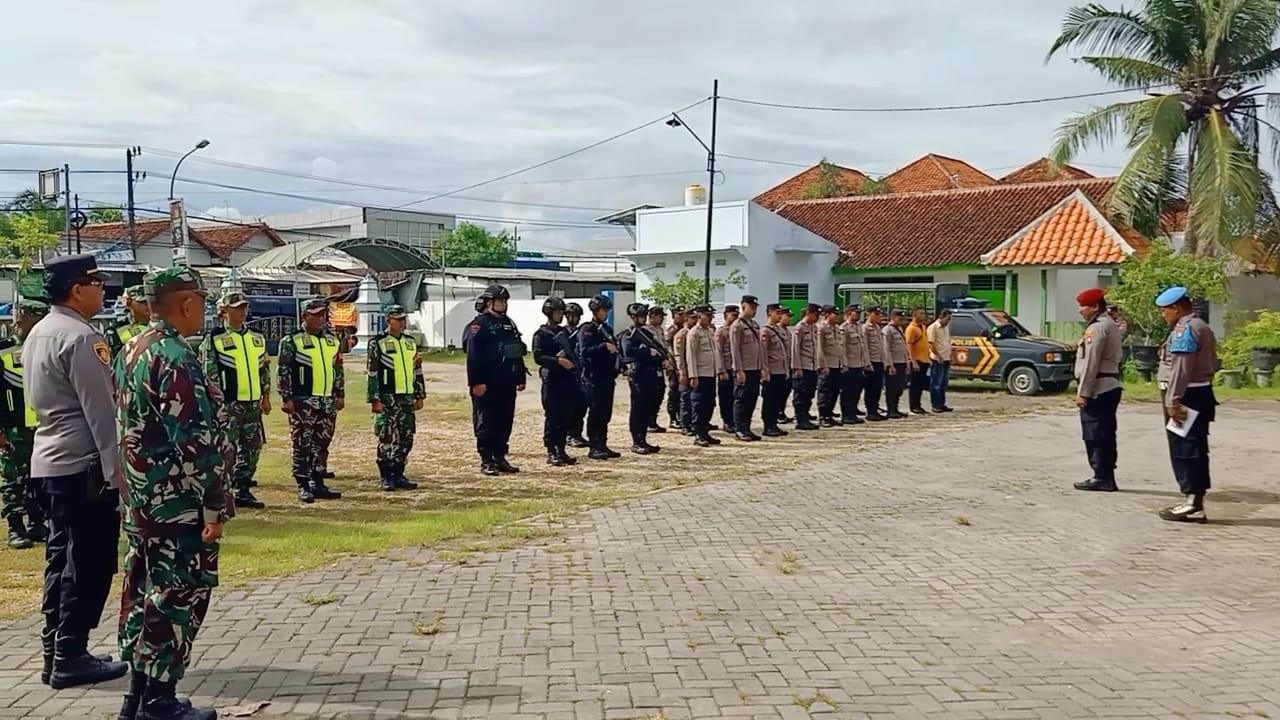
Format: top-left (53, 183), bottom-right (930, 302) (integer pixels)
top-left (0, 428), bottom-right (41, 525)
top-left (117, 532), bottom-right (217, 683)
top-left (226, 401), bottom-right (264, 492)
top-left (374, 396), bottom-right (417, 468)
top-left (289, 398), bottom-right (337, 485)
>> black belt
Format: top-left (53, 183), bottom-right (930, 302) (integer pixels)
top-left (1098, 372), bottom-right (1119, 378)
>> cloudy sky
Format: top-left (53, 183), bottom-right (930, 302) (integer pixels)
top-left (0, 0), bottom-right (1139, 254)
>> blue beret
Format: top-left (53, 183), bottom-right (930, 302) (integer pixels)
top-left (1154, 286), bottom-right (1188, 307)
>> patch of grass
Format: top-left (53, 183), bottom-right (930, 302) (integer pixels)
top-left (412, 610), bottom-right (446, 636)
top-left (955, 516), bottom-right (971, 526)
top-left (302, 592), bottom-right (339, 607)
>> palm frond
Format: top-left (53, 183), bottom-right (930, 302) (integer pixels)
top-left (1078, 56), bottom-right (1180, 87)
top-left (1047, 4), bottom-right (1158, 62)
top-left (1049, 98), bottom-right (1152, 169)
top-left (1144, 0), bottom-right (1204, 69)
top-left (1234, 46), bottom-right (1280, 82)
top-left (1188, 108), bottom-right (1262, 253)
top-left (1107, 93), bottom-right (1191, 226)
top-left (1204, 0), bottom-right (1280, 80)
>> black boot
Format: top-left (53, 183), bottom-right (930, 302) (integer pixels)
top-left (296, 479), bottom-right (315, 504)
top-left (233, 488), bottom-right (265, 509)
top-left (556, 445), bottom-right (577, 465)
top-left (494, 456), bottom-right (520, 473)
top-left (25, 513), bottom-right (46, 543)
top-left (138, 679), bottom-right (215, 720)
top-left (480, 453), bottom-right (500, 476)
top-left (49, 634), bottom-right (128, 689)
top-left (547, 448), bottom-right (566, 466)
top-left (40, 626), bottom-right (110, 685)
top-left (391, 465), bottom-right (418, 490)
top-left (309, 473), bottom-right (342, 500)
top-left (377, 461), bottom-right (396, 491)
top-left (7, 516), bottom-right (32, 550)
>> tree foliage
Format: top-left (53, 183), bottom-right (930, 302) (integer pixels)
top-left (0, 188), bottom-right (63, 271)
top-left (1107, 239), bottom-right (1230, 344)
top-left (1046, 0), bottom-right (1280, 259)
top-left (858, 176), bottom-right (893, 195)
top-left (802, 158), bottom-right (856, 199)
top-left (433, 221), bottom-right (516, 268)
top-left (88, 206), bottom-right (123, 223)
top-left (640, 269), bottom-right (746, 309)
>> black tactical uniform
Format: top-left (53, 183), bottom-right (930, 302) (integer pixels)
top-left (575, 295), bottom-right (622, 460)
top-left (531, 297), bottom-right (580, 467)
top-left (620, 302), bottom-right (664, 455)
top-left (563, 303), bottom-right (589, 448)
top-left (464, 285), bottom-right (529, 476)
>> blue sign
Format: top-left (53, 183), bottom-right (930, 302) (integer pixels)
top-left (88, 241), bottom-right (135, 264)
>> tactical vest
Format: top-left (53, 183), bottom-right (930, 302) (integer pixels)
top-left (374, 334), bottom-right (417, 395)
top-left (116, 322), bottom-right (145, 348)
top-left (288, 332), bottom-right (340, 397)
top-left (0, 346), bottom-right (36, 429)
top-left (210, 328), bottom-right (268, 402)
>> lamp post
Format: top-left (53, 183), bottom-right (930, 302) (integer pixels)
top-left (169, 138), bottom-right (211, 200)
top-left (667, 79), bottom-right (719, 305)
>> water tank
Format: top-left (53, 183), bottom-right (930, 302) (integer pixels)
top-left (684, 184), bottom-right (707, 206)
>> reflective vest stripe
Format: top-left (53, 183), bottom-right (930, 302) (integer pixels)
top-left (0, 352), bottom-right (36, 428)
top-left (213, 331), bottom-right (266, 402)
top-left (380, 336), bottom-right (416, 394)
top-left (294, 334), bottom-right (339, 396)
top-left (118, 324), bottom-right (140, 345)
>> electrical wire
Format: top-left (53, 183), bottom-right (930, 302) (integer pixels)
top-left (720, 85), bottom-right (1171, 113)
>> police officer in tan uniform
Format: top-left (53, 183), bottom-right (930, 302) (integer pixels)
top-left (672, 313), bottom-right (696, 435)
top-left (1072, 287), bottom-right (1124, 492)
top-left (839, 305), bottom-right (870, 425)
top-left (728, 295), bottom-right (765, 441)
top-left (685, 306), bottom-right (723, 447)
top-left (790, 303), bottom-right (822, 431)
top-left (760, 304), bottom-right (790, 437)
top-left (663, 306), bottom-right (685, 430)
top-left (1154, 286), bottom-right (1218, 523)
top-left (862, 307), bottom-right (888, 421)
top-left (814, 305), bottom-right (843, 427)
top-left (714, 305), bottom-right (738, 431)
top-left (882, 310), bottom-right (911, 419)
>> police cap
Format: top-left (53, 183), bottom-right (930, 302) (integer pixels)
top-left (671, 305), bottom-right (686, 315)
top-left (626, 302), bottom-right (648, 317)
top-left (588, 294), bottom-right (612, 312)
top-left (648, 305), bottom-right (666, 317)
top-left (542, 296), bottom-right (566, 316)
top-left (42, 254), bottom-right (110, 295)
top-left (690, 304), bottom-right (713, 315)
top-left (865, 305), bottom-right (884, 315)
top-left (740, 295), bottom-right (759, 307)
top-left (723, 305), bottom-right (739, 316)
top-left (1155, 286), bottom-right (1189, 307)
top-left (803, 303), bottom-right (821, 315)
top-left (383, 303), bottom-right (407, 319)
top-left (144, 266), bottom-right (207, 301)
top-left (890, 308), bottom-right (908, 318)
top-left (765, 303), bottom-right (782, 313)
top-left (821, 304), bottom-right (838, 314)
top-left (844, 304), bottom-right (862, 313)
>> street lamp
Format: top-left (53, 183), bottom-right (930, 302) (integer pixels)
top-left (169, 138), bottom-right (211, 200)
top-left (667, 79), bottom-right (719, 305)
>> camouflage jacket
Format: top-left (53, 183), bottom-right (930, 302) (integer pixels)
top-left (115, 319), bottom-right (232, 537)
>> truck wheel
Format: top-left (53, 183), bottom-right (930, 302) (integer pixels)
top-left (1005, 366), bottom-right (1041, 396)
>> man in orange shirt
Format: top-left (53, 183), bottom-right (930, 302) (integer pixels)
top-left (904, 307), bottom-right (932, 414)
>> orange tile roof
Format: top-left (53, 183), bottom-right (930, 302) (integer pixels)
top-left (753, 163), bottom-right (869, 210)
top-left (882, 154), bottom-right (995, 193)
top-left (982, 191), bottom-right (1147, 266)
top-left (776, 178), bottom-right (1121, 269)
top-left (69, 219), bottom-right (284, 260)
top-left (997, 158), bottom-right (1095, 184)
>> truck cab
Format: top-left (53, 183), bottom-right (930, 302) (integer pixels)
top-left (836, 281), bottom-right (1074, 396)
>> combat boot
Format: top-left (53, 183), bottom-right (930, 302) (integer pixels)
top-left (390, 464), bottom-right (418, 490)
top-left (376, 461), bottom-right (395, 491)
top-left (49, 634), bottom-right (128, 689)
top-left (7, 516), bottom-right (33, 550)
top-left (26, 515), bottom-right (47, 542)
top-left (233, 488), bottom-right (265, 509)
top-left (556, 445), bottom-right (578, 465)
top-left (296, 479), bottom-right (314, 504)
top-left (480, 453), bottom-right (500, 476)
top-left (494, 456), bottom-right (520, 474)
top-left (547, 448), bottom-right (565, 466)
top-left (138, 679), bottom-right (214, 720)
top-left (309, 473), bottom-right (342, 500)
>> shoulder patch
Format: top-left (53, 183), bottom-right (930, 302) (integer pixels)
top-left (93, 341), bottom-right (111, 365)
top-left (1169, 323), bottom-right (1199, 354)
top-left (468, 323), bottom-right (481, 331)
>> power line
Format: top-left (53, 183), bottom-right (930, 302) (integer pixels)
top-left (719, 85), bottom-right (1165, 113)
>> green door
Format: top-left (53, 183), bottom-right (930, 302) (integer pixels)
top-left (967, 274), bottom-right (1018, 315)
top-left (778, 283), bottom-right (809, 317)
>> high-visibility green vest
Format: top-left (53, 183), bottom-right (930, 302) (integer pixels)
top-left (116, 322), bottom-right (145, 347)
top-left (375, 334), bottom-right (418, 395)
top-left (289, 333), bottom-right (340, 397)
top-left (0, 346), bottom-right (36, 428)
top-left (210, 328), bottom-right (268, 402)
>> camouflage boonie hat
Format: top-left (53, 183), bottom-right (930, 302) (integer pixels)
top-left (123, 285), bottom-right (147, 302)
top-left (301, 298), bottom-right (329, 314)
top-left (218, 291), bottom-right (249, 308)
top-left (16, 299), bottom-right (49, 317)
top-left (143, 266), bottom-right (207, 300)
top-left (383, 304), bottom-right (407, 318)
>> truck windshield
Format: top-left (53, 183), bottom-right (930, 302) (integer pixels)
top-left (982, 310), bottom-right (1032, 337)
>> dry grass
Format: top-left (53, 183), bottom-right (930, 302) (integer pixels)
top-left (0, 360), bottom-right (1052, 620)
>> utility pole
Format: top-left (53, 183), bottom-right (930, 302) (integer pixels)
top-left (703, 78), bottom-right (719, 305)
top-left (73, 194), bottom-right (82, 253)
top-left (62, 164), bottom-right (71, 255)
top-left (126, 146), bottom-right (140, 245)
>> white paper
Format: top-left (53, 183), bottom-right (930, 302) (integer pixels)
top-left (1165, 406), bottom-right (1200, 437)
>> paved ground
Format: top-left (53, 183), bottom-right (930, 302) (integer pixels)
top-left (1, 402), bottom-right (1279, 720)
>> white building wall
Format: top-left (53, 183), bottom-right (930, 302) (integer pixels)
top-left (412, 296), bottom-right (635, 348)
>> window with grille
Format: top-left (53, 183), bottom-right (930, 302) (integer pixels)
top-left (714, 258), bottom-right (727, 266)
top-left (968, 274), bottom-right (1018, 291)
top-left (684, 260), bottom-right (695, 267)
top-left (778, 283), bottom-right (809, 300)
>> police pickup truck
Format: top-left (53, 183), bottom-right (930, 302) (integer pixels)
top-left (836, 281), bottom-right (1075, 396)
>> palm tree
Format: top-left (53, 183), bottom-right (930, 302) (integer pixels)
top-left (1047, 0), bottom-right (1280, 257)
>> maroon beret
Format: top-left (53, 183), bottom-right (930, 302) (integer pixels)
top-left (1076, 287), bottom-right (1106, 305)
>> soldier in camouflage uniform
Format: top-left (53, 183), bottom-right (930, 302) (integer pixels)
top-left (115, 266), bottom-right (231, 720)
top-left (367, 304), bottom-right (425, 491)
top-left (0, 299), bottom-right (49, 550)
top-left (106, 285), bottom-right (150, 359)
top-left (278, 298), bottom-right (344, 503)
top-left (198, 291), bottom-right (270, 509)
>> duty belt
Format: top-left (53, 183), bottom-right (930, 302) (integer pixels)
top-left (1159, 380), bottom-right (1211, 390)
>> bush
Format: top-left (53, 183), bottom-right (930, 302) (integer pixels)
top-left (1106, 240), bottom-right (1230, 345)
top-left (1219, 310), bottom-right (1280, 371)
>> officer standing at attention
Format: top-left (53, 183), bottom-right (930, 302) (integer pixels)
top-left (882, 310), bottom-right (911, 419)
top-left (728, 295), bottom-right (765, 442)
top-left (776, 307), bottom-right (796, 425)
top-left (620, 302), bottom-right (663, 455)
top-left (465, 285), bottom-right (528, 476)
top-left (663, 306), bottom-right (685, 430)
top-left (277, 299), bottom-right (344, 503)
top-left (1155, 286), bottom-right (1218, 523)
top-left (1, 299), bottom-right (50, 549)
top-left (672, 311), bottom-right (694, 435)
top-left (199, 291), bottom-right (270, 509)
top-left (645, 306), bottom-right (670, 434)
top-left (532, 297), bottom-right (579, 467)
top-left (790, 303), bottom-right (822, 431)
top-left (838, 305), bottom-right (870, 425)
top-left (714, 305), bottom-right (738, 431)
top-left (862, 307), bottom-right (888, 421)
top-left (759, 304), bottom-right (791, 437)
top-left (576, 295), bottom-right (622, 460)
top-left (1072, 287), bottom-right (1124, 493)
top-left (367, 304), bottom-right (425, 491)
top-left (815, 305), bottom-right (843, 427)
top-left (115, 266), bottom-right (229, 720)
top-left (563, 302), bottom-right (590, 449)
top-left (685, 305), bottom-right (722, 447)
top-left (23, 254), bottom-right (128, 689)
top-left (105, 285), bottom-right (151, 359)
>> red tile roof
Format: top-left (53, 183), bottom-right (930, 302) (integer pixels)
top-left (997, 158), bottom-right (1095, 185)
top-left (753, 163), bottom-right (869, 210)
top-left (76, 219), bottom-right (170, 244)
top-left (982, 191), bottom-right (1147, 266)
top-left (70, 219), bottom-right (284, 260)
top-left (882, 154), bottom-right (995, 193)
top-left (777, 178), bottom-right (1122, 269)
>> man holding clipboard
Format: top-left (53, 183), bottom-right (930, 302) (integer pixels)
top-left (1154, 286), bottom-right (1218, 523)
